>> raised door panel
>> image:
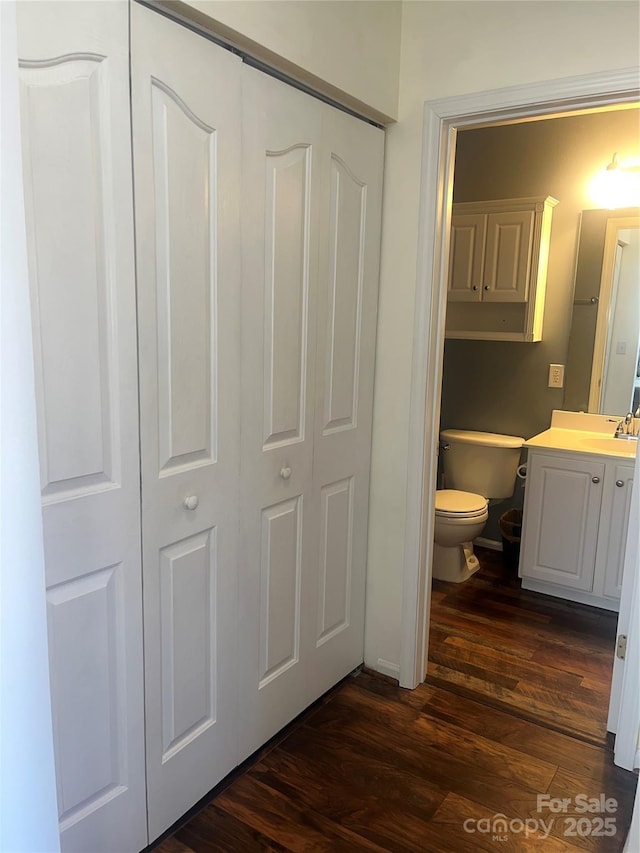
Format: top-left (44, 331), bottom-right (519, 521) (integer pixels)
top-left (47, 567), bottom-right (126, 826)
top-left (520, 453), bottom-right (604, 591)
top-left (238, 66), bottom-right (321, 760)
top-left (447, 214), bottom-right (486, 302)
top-left (20, 57), bottom-right (118, 499)
top-left (310, 105), bottom-right (384, 696)
top-left (317, 478), bottom-right (354, 645)
top-left (151, 82), bottom-right (218, 473)
top-left (131, 4), bottom-right (242, 841)
top-left (259, 498), bottom-right (303, 685)
top-left (322, 156), bottom-right (365, 434)
top-left (483, 210), bottom-right (534, 302)
top-left (159, 530), bottom-right (218, 758)
top-left (263, 146), bottom-right (311, 447)
top-left (602, 464), bottom-right (635, 599)
top-left (17, 3), bottom-right (146, 851)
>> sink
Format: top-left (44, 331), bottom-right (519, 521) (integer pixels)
top-left (524, 412), bottom-right (639, 457)
top-left (578, 436), bottom-right (637, 456)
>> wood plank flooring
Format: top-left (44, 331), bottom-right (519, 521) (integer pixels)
top-left (427, 547), bottom-right (619, 746)
top-left (150, 547), bottom-right (635, 852)
top-left (151, 669), bottom-right (637, 852)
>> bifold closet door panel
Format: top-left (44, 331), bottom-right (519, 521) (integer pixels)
top-left (238, 66), bottom-right (323, 759)
top-left (17, 3), bottom-right (147, 851)
top-left (310, 108), bottom-right (384, 695)
top-left (131, 3), bottom-right (242, 841)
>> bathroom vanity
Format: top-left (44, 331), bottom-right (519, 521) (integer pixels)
top-left (519, 411), bottom-right (637, 611)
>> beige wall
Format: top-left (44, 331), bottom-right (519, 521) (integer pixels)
top-left (178, 0), bottom-right (402, 120)
top-left (365, 1), bottom-right (640, 675)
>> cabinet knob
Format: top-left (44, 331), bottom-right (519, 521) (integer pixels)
top-left (280, 466), bottom-right (292, 480)
top-left (472, 285), bottom-right (479, 291)
top-left (591, 476), bottom-right (600, 484)
top-left (183, 495), bottom-right (199, 510)
top-left (616, 479), bottom-right (625, 487)
top-left (484, 285), bottom-right (490, 291)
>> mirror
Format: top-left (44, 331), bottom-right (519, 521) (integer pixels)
top-left (564, 207), bottom-right (640, 414)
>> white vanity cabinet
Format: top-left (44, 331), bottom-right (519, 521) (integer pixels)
top-left (446, 196), bottom-right (558, 342)
top-left (520, 448), bottom-right (635, 611)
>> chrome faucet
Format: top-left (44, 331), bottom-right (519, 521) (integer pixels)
top-left (605, 415), bottom-right (638, 438)
top-left (609, 413), bottom-right (639, 440)
top-left (606, 417), bottom-right (625, 434)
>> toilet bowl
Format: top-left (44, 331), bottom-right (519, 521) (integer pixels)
top-left (433, 489), bottom-right (489, 582)
top-left (432, 428), bottom-right (524, 583)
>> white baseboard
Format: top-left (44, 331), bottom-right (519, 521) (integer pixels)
top-left (475, 536), bottom-right (502, 552)
top-left (375, 658), bottom-right (400, 679)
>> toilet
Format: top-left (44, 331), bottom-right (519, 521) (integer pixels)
top-left (433, 429), bottom-right (524, 583)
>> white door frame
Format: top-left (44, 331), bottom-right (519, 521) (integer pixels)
top-left (400, 66), bottom-right (640, 691)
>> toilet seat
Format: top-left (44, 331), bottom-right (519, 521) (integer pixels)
top-left (435, 489), bottom-right (487, 519)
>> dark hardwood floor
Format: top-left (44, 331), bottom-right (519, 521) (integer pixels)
top-left (428, 546), bottom-right (619, 746)
top-left (152, 671), bottom-right (637, 852)
top-left (151, 547), bottom-right (635, 852)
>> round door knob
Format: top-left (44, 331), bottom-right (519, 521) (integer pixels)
top-left (183, 495), bottom-right (199, 510)
top-left (591, 476), bottom-right (600, 484)
top-left (616, 479), bottom-right (624, 487)
top-left (280, 466), bottom-right (292, 480)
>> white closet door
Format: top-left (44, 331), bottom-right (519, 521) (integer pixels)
top-left (238, 67), bottom-right (385, 757)
top-left (310, 107), bottom-right (384, 695)
top-left (238, 67), bottom-right (322, 758)
top-left (17, 3), bottom-right (146, 851)
top-left (131, 4), bottom-right (242, 841)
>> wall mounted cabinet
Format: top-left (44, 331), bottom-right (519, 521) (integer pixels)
top-left (519, 448), bottom-right (634, 611)
top-left (446, 196), bottom-right (558, 341)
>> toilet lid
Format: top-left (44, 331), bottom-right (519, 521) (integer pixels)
top-left (435, 489), bottom-right (487, 515)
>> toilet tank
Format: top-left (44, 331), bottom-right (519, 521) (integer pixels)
top-left (440, 429), bottom-right (524, 499)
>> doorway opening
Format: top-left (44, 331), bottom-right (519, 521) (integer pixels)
top-left (425, 105), bottom-right (639, 744)
top-left (399, 69), bottom-right (640, 749)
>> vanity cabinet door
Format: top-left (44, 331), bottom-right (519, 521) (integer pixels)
top-left (520, 452), bottom-right (605, 592)
top-left (447, 213), bottom-right (486, 302)
top-left (601, 462), bottom-right (635, 600)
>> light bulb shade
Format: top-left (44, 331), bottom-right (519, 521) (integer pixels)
top-left (589, 153), bottom-right (640, 209)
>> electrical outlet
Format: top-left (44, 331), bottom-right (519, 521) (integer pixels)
top-left (548, 363), bottom-right (565, 388)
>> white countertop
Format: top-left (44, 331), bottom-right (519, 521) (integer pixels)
top-left (524, 411), bottom-right (638, 460)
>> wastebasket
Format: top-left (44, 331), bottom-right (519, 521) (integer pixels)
top-left (499, 508), bottom-right (522, 572)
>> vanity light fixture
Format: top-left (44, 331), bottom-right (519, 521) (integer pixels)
top-left (589, 152), bottom-right (640, 209)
